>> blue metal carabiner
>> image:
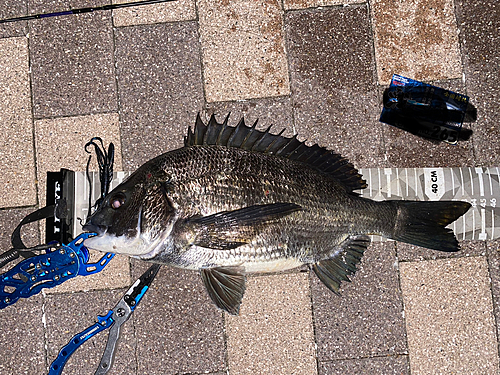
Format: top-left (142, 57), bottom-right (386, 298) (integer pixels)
top-left (0, 233), bottom-right (115, 309)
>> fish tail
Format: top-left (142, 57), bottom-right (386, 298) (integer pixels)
top-left (390, 201), bottom-right (471, 252)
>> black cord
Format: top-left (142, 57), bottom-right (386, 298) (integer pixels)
top-left (0, 138), bottom-right (115, 269)
top-left (0, 205), bottom-right (61, 269)
top-left (85, 137), bottom-right (115, 214)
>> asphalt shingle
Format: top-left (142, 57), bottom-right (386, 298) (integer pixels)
top-left (0, 1), bottom-right (498, 374)
top-left (312, 242), bottom-right (408, 361)
top-left (286, 5), bottom-right (385, 168)
top-left (114, 21), bottom-right (204, 170)
top-left (29, 10), bottom-right (117, 118)
top-left (0, 36), bottom-right (36, 208)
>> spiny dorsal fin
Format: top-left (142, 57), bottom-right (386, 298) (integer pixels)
top-left (184, 114), bottom-right (367, 191)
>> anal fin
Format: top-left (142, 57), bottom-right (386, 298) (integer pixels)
top-left (201, 266), bottom-right (246, 315)
top-left (312, 235), bottom-right (370, 294)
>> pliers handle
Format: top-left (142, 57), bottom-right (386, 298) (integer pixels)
top-left (48, 263), bottom-right (161, 375)
top-left (49, 311), bottom-right (114, 374)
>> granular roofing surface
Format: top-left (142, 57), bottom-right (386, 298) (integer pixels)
top-left (0, 1), bottom-right (499, 374)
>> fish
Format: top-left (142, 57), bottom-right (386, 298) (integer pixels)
top-left (83, 114), bottom-right (471, 315)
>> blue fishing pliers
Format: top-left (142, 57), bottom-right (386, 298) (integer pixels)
top-left (0, 232), bottom-right (160, 374)
top-left (49, 262), bottom-right (161, 375)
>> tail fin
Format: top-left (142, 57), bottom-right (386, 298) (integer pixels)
top-left (392, 201), bottom-right (471, 252)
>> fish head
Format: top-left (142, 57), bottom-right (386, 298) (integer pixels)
top-left (83, 168), bottom-right (176, 257)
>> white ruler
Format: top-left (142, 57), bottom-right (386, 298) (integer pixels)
top-left (72, 171), bottom-right (132, 238)
top-left (72, 167), bottom-right (500, 241)
top-left (357, 167), bottom-right (500, 241)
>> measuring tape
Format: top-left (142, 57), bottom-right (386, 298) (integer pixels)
top-left (357, 167), bottom-right (499, 241)
top-left (64, 167), bottom-right (499, 242)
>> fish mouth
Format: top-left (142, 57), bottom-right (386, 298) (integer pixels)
top-left (82, 222), bottom-right (107, 236)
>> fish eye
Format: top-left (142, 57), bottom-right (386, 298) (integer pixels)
top-left (109, 193), bottom-right (126, 209)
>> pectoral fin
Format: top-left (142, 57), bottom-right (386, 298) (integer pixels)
top-left (188, 203), bottom-right (302, 250)
top-left (201, 266), bottom-right (246, 315)
top-left (312, 235), bottom-right (370, 294)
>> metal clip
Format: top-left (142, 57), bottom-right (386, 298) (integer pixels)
top-left (0, 233), bottom-right (114, 309)
top-left (48, 263), bottom-right (161, 375)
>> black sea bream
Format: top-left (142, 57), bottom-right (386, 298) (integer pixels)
top-left (83, 115), bottom-right (471, 314)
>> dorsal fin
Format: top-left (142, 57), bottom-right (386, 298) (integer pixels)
top-left (184, 114), bottom-right (367, 191)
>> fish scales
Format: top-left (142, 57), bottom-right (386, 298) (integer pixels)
top-left (157, 146), bottom-right (387, 261)
top-left (83, 115), bottom-right (471, 314)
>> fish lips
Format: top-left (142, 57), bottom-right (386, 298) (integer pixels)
top-left (82, 206), bottom-right (117, 236)
top-left (82, 221), bottom-right (107, 235)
